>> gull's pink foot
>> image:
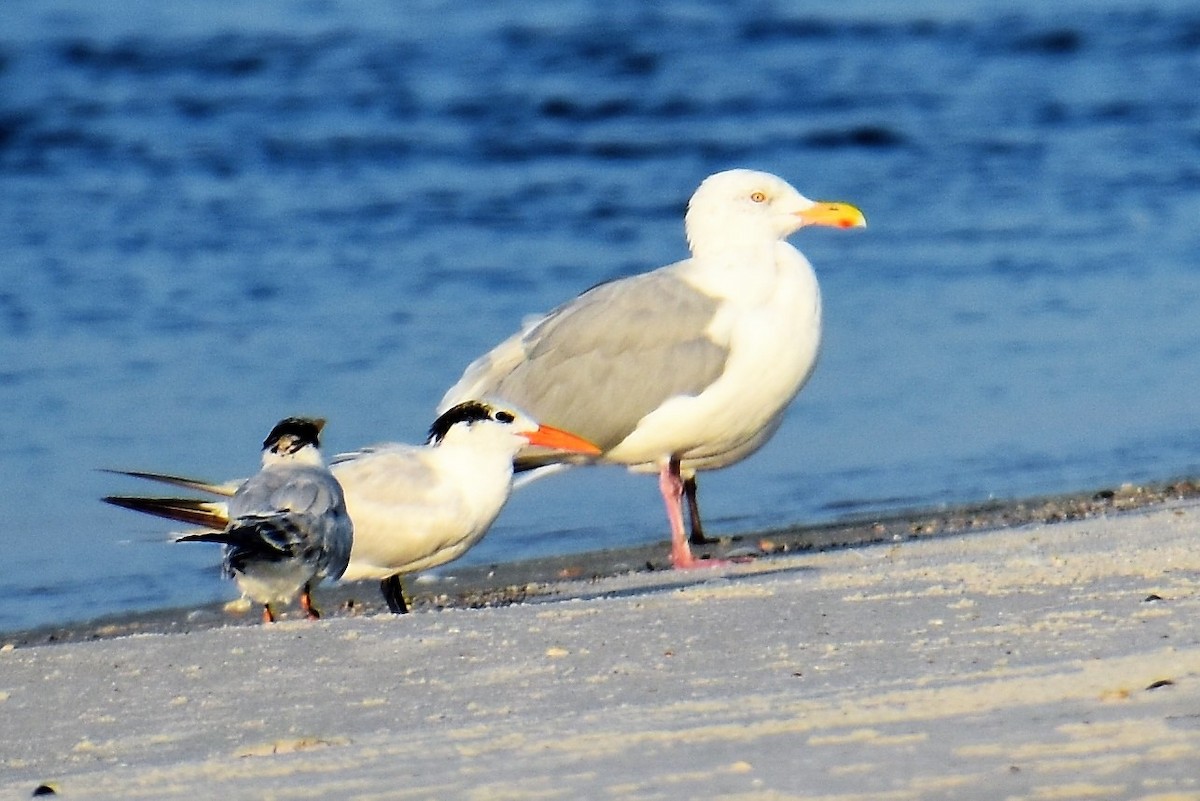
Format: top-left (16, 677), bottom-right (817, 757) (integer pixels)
top-left (661, 459), bottom-right (737, 570)
top-left (670, 549), bottom-right (733, 570)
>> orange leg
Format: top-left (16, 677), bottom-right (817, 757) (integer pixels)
top-left (300, 584), bottom-right (320, 620)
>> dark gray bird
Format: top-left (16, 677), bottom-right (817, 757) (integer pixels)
top-left (110, 417), bottom-right (353, 623)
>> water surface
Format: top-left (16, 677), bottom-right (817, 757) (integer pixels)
top-left (1, 0), bottom-right (1198, 632)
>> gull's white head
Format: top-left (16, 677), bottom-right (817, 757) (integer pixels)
top-left (428, 401), bottom-right (601, 458)
top-left (685, 169), bottom-right (865, 259)
top-left (261, 417), bottom-right (326, 468)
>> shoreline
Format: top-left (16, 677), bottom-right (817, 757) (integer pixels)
top-left (4, 475), bottom-right (1200, 797)
top-left (7, 475), bottom-right (1197, 648)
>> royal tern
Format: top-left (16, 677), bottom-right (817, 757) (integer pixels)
top-left (104, 401), bottom-right (599, 614)
top-left (440, 168), bottom-right (865, 569)
top-left (109, 417), bottom-right (352, 624)
top-left (332, 400), bottom-right (599, 612)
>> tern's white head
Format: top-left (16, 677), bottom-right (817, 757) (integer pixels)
top-left (261, 417), bottom-right (326, 468)
top-left (684, 169), bottom-right (866, 259)
top-left (428, 401), bottom-right (601, 458)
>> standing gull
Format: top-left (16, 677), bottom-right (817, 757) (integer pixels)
top-left (104, 402), bottom-right (599, 614)
top-left (440, 168), bottom-right (865, 569)
top-left (123, 417), bottom-right (352, 624)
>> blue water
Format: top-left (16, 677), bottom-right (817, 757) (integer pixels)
top-left (2, 0), bottom-right (1198, 633)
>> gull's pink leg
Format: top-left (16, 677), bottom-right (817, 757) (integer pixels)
top-left (660, 458), bottom-right (726, 569)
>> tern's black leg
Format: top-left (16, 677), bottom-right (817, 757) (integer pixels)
top-left (684, 476), bottom-right (713, 545)
top-left (380, 575), bottom-right (409, 614)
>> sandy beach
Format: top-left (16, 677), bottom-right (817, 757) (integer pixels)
top-left (4, 492), bottom-right (1200, 799)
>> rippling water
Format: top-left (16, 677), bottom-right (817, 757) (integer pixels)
top-left (2, 0), bottom-right (1198, 632)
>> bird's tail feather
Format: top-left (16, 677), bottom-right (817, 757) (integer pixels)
top-left (103, 495), bottom-right (230, 530)
top-left (100, 468), bottom-right (240, 497)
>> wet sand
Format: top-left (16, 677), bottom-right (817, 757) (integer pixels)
top-left (2, 479), bottom-right (1200, 799)
top-left (8, 478), bottom-right (1198, 648)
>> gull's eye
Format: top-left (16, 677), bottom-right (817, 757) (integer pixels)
top-left (750, 191), bottom-right (767, 203)
top-left (494, 410), bottom-right (515, 424)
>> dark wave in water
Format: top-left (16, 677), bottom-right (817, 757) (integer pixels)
top-left (4, 8), bottom-right (1198, 176)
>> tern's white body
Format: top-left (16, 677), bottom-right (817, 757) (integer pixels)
top-left (333, 423), bottom-right (532, 581)
top-left (440, 169), bottom-right (864, 567)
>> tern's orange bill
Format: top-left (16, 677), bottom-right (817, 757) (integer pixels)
top-left (523, 424), bottom-right (602, 455)
top-left (796, 201), bottom-right (866, 229)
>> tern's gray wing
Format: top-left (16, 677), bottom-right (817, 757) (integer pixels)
top-left (227, 466), bottom-right (352, 580)
top-left (179, 514), bottom-right (319, 576)
top-left (330, 443), bottom-right (442, 496)
top-left (442, 264), bottom-right (730, 451)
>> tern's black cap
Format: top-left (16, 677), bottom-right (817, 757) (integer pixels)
top-left (427, 401), bottom-right (514, 444)
top-left (263, 417), bottom-right (325, 451)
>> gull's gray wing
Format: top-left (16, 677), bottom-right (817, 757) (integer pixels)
top-left (441, 264), bottom-right (730, 451)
